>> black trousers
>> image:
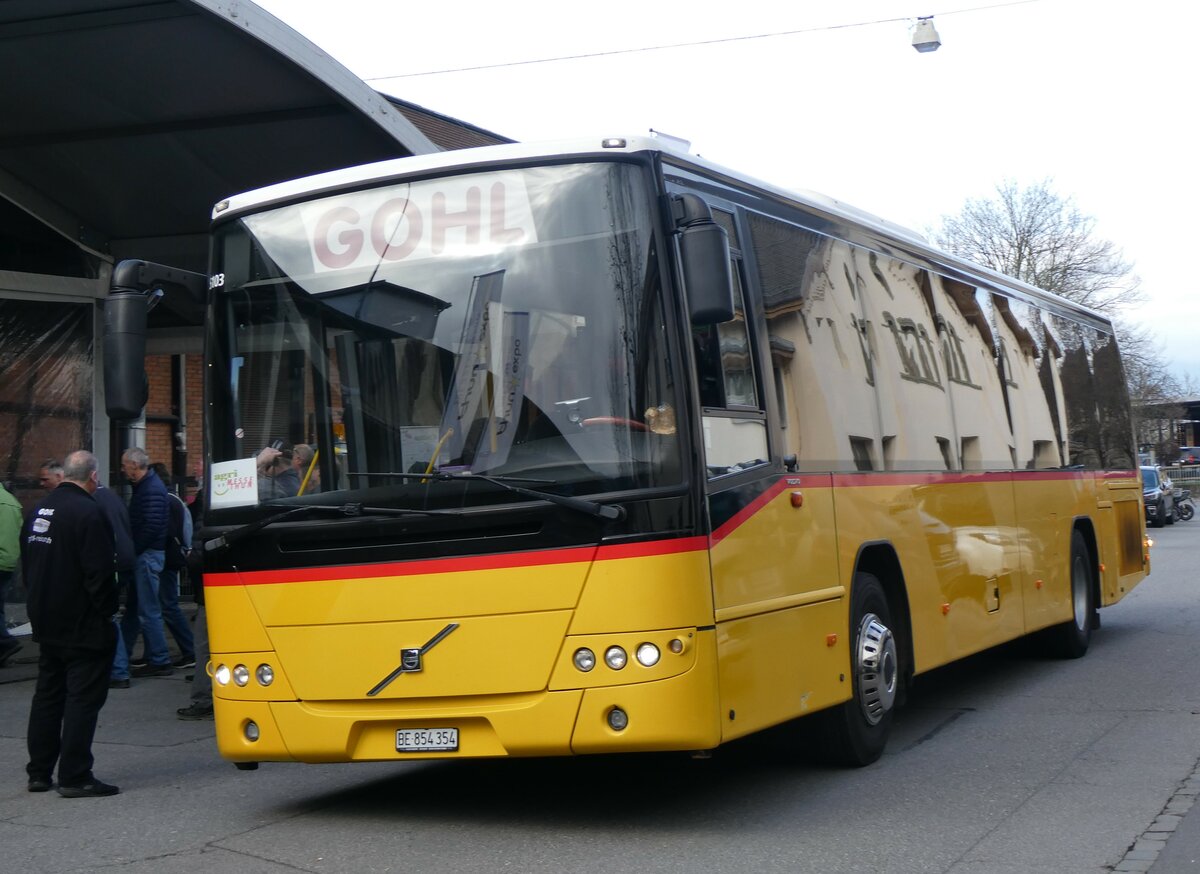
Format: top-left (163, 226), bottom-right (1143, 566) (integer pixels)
top-left (27, 638), bottom-right (115, 786)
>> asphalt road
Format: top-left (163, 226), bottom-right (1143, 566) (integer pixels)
top-left (2, 520), bottom-right (1199, 873)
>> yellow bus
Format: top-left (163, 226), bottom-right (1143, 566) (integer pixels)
top-left (109, 136), bottom-right (1148, 768)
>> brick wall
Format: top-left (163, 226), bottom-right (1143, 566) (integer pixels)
top-left (143, 353), bottom-right (204, 498)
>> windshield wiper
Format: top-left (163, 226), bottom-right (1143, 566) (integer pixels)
top-left (203, 502), bottom-right (461, 554)
top-left (374, 471), bottom-right (626, 521)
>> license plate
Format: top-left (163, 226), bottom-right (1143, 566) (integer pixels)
top-left (396, 727), bottom-right (459, 752)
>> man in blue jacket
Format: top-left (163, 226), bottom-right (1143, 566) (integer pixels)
top-left (120, 447), bottom-right (173, 677)
top-left (23, 450), bottom-right (119, 797)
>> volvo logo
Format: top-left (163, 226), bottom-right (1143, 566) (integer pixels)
top-left (366, 623), bottom-right (458, 697)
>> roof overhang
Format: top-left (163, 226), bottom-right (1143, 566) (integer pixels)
top-left (0, 0), bottom-right (440, 278)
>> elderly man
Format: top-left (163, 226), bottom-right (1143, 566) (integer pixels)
top-left (23, 450), bottom-right (119, 797)
top-left (120, 447), bottom-right (173, 677)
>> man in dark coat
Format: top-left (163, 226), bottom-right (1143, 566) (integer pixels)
top-left (23, 449), bottom-right (120, 797)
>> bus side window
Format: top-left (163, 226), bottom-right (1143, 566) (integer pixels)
top-left (694, 264), bottom-right (769, 478)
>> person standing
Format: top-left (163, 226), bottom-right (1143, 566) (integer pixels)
top-left (23, 450), bottom-right (119, 797)
top-left (0, 480), bottom-right (23, 666)
top-left (150, 463), bottom-right (194, 668)
top-left (120, 447), bottom-right (173, 677)
top-left (176, 557), bottom-right (212, 719)
top-left (92, 480), bottom-right (136, 688)
top-left (177, 478), bottom-right (211, 720)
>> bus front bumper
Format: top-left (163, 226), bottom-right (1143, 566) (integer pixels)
top-left (214, 639), bottom-right (721, 763)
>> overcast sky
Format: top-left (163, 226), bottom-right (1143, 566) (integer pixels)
top-left (256, 0), bottom-right (1198, 382)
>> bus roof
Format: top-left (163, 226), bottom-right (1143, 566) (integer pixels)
top-left (213, 135), bottom-right (1112, 331)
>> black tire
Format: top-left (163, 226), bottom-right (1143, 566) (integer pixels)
top-left (1044, 530), bottom-right (1094, 659)
top-left (1180, 503), bottom-right (1194, 522)
top-left (817, 572), bottom-right (899, 767)
top-left (1151, 501), bottom-right (1166, 528)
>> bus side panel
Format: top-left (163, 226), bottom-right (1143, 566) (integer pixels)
top-left (715, 601), bottom-right (848, 741)
top-left (1012, 471), bottom-right (1083, 633)
top-left (1098, 473), bottom-right (1149, 605)
top-left (710, 478), bottom-right (849, 738)
top-left (1013, 471), bottom-right (1147, 630)
top-left (834, 477), bottom-right (1024, 676)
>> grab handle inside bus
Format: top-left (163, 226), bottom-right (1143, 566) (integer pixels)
top-left (674, 194), bottom-right (735, 324)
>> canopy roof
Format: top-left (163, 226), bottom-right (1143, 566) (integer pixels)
top-left (0, 0), bottom-right (508, 279)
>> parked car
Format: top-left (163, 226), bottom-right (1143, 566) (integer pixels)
top-left (1142, 465), bottom-right (1176, 528)
top-left (1179, 446), bottom-right (1200, 465)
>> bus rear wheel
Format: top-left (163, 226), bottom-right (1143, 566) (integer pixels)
top-left (1043, 530), bottom-right (1094, 659)
top-left (818, 572), bottom-right (898, 766)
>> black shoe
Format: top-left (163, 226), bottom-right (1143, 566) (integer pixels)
top-left (128, 658), bottom-right (148, 669)
top-left (27, 778), bottom-right (53, 793)
top-left (173, 655), bottom-right (196, 669)
top-left (131, 663), bottom-right (174, 678)
top-left (0, 640), bottom-right (21, 666)
top-left (57, 780), bottom-right (119, 798)
top-left (177, 702), bottom-right (214, 720)
top-left (109, 678), bottom-right (130, 689)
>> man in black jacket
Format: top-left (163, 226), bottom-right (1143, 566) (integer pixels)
top-left (23, 450), bottom-right (120, 797)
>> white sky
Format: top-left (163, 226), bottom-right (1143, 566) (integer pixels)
top-left (256, 0), bottom-right (1198, 381)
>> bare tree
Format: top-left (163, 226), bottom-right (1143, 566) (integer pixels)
top-left (934, 179), bottom-right (1143, 314)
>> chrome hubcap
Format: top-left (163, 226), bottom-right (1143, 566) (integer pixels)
top-left (855, 613), bottom-right (897, 725)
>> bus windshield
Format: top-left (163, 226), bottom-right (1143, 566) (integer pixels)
top-left (205, 161), bottom-right (681, 513)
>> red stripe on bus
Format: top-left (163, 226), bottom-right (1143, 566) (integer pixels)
top-left (710, 479), bottom-right (790, 545)
top-left (204, 535), bottom-right (710, 588)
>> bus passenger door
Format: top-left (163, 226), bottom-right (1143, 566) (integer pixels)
top-left (694, 249), bottom-right (845, 741)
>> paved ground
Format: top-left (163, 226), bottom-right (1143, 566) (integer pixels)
top-left (3, 586), bottom-right (1200, 873)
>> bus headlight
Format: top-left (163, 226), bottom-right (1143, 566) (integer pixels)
top-left (573, 648), bottom-right (596, 672)
top-left (604, 646), bottom-right (627, 670)
top-left (635, 643), bottom-right (660, 667)
top-left (232, 664), bottom-right (250, 687)
top-left (256, 664), bottom-right (274, 686)
top-left (215, 664), bottom-right (231, 686)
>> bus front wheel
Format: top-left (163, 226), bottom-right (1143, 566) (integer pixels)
top-left (818, 572), bottom-right (898, 767)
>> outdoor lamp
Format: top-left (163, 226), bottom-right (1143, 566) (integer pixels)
top-left (912, 16), bottom-right (941, 53)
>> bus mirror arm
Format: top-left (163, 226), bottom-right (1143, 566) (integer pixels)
top-left (111, 259), bottom-right (208, 304)
top-left (672, 195), bottom-right (735, 325)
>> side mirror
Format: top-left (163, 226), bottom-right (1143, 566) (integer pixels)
top-left (675, 195), bottom-right (735, 325)
top-left (103, 290), bottom-right (149, 420)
